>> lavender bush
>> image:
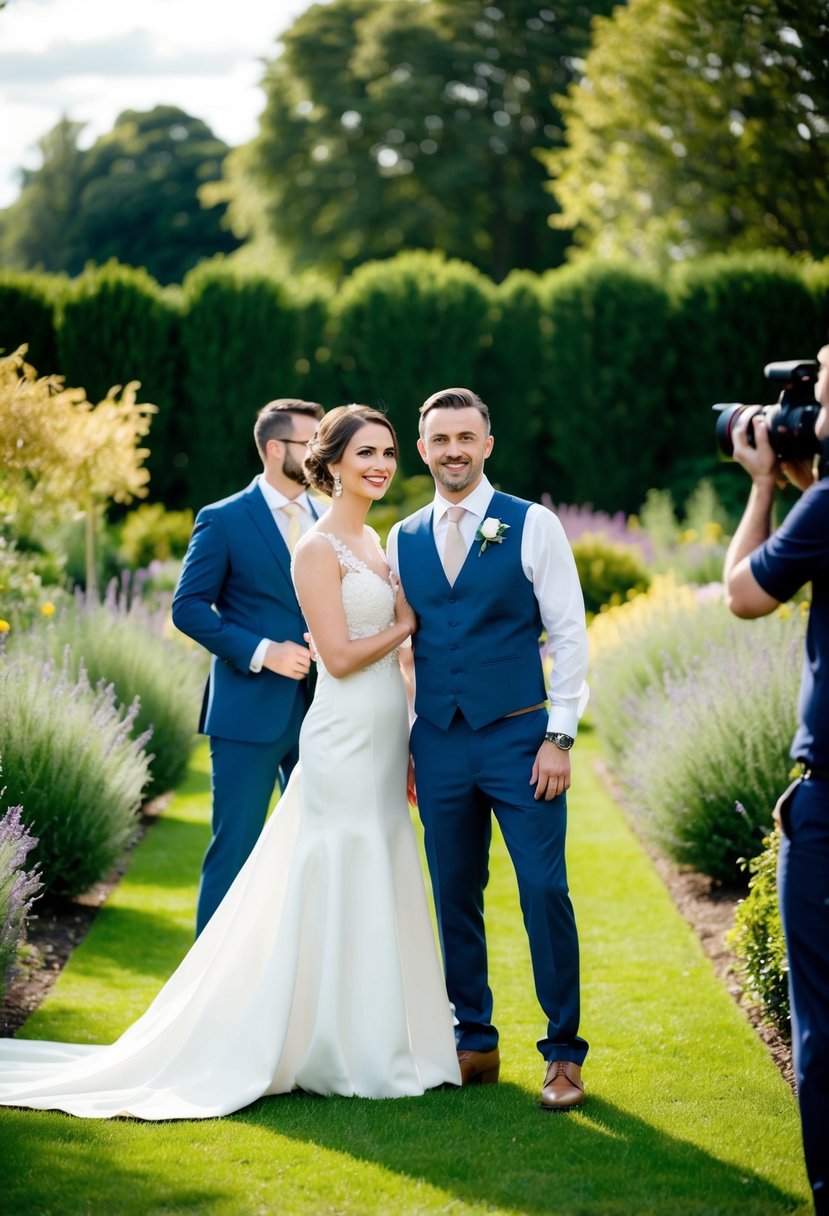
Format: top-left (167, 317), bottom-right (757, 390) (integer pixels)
top-left (0, 652), bottom-right (151, 897)
top-left (0, 803), bottom-right (42, 1000)
top-left (26, 578), bottom-right (205, 797)
top-left (620, 611), bottom-right (804, 882)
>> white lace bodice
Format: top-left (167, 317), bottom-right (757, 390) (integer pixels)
top-left (316, 533), bottom-right (397, 674)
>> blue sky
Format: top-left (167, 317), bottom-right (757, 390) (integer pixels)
top-left (0, 0), bottom-right (318, 206)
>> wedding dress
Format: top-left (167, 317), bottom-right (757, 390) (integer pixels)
top-left (0, 535), bottom-right (460, 1119)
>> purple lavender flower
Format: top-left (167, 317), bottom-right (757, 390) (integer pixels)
top-left (0, 804), bottom-right (43, 990)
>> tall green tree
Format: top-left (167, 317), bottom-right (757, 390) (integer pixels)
top-left (232, 0), bottom-right (617, 281)
top-left (547, 0), bottom-right (829, 265)
top-left (0, 106), bottom-right (240, 284)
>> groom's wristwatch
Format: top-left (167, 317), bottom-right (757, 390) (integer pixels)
top-left (544, 731), bottom-right (574, 751)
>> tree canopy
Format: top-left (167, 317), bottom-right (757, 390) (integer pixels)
top-left (227, 0), bottom-right (617, 280)
top-left (547, 0), bottom-right (829, 264)
top-left (0, 106), bottom-right (240, 285)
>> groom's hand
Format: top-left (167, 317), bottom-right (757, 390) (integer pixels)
top-left (262, 640), bottom-right (312, 679)
top-left (531, 741), bottom-right (571, 801)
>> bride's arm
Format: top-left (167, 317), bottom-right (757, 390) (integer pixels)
top-left (293, 534), bottom-right (416, 678)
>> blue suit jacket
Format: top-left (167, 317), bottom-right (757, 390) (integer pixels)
top-left (172, 479), bottom-right (317, 743)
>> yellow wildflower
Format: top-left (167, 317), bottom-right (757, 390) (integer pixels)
top-left (0, 619), bottom-right (10, 633)
top-left (41, 601), bottom-right (56, 617)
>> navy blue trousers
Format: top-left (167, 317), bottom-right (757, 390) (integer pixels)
top-left (411, 708), bottom-right (587, 1064)
top-left (778, 777), bottom-right (829, 1213)
top-left (196, 718), bottom-right (301, 936)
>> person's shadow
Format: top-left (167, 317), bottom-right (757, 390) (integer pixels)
top-left (233, 1083), bottom-right (807, 1215)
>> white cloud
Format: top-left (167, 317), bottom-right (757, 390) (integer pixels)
top-left (0, 0), bottom-right (316, 206)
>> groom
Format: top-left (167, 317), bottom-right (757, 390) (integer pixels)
top-left (387, 386), bottom-right (590, 1110)
top-left (173, 397), bottom-right (324, 935)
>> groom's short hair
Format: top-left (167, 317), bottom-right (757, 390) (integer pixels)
top-left (254, 398), bottom-right (324, 459)
top-left (419, 387), bottom-right (491, 438)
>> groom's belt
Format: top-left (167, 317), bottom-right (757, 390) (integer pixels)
top-left (504, 701), bottom-right (546, 719)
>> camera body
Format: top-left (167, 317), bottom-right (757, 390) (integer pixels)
top-left (713, 360), bottom-right (820, 462)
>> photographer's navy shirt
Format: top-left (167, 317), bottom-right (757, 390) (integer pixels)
top-left (751, 478), bottom-right (829, 768)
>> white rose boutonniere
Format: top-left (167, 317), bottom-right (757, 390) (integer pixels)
top-left (475, 516), bottom-right (510, 555)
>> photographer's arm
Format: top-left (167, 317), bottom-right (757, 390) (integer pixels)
top-left (724, 413), bottom-right (782, 619)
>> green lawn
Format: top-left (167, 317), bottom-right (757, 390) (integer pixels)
top-left (0, 729), bottom-right (811, 1215)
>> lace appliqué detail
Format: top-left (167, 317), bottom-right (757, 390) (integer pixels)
top-left (318, 533), bottom-right (398, 674)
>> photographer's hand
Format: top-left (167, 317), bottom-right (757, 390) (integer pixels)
top-left (731, 410), bottom-right (779, 484)
top-left (724, 411), bottom-right (782, 620)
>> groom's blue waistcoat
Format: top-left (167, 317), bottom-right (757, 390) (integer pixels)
top-left (398, 490), bottom-right (545, 731)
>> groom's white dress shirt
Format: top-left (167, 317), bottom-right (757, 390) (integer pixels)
top-left (386, 475), bottom-right (589, 738)
top-left (249, 474), bottom-right (315, 673)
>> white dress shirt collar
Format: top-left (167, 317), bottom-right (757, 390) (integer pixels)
top-left (432, 474), bottom-right (494, 526)
top-left (257, 473), bottom-right (312, 515)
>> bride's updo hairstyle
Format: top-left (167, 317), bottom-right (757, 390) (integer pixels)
top-left (304, 404), bottom-right (399, 496)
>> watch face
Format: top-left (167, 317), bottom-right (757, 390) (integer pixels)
top-left (547, 732), bottom-right (574, 750)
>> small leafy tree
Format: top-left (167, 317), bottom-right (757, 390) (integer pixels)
top-left (0, 347), bottom-right (155, 593)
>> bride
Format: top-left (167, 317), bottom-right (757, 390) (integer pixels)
top-left (0, 405), bottom-right (461, 1119)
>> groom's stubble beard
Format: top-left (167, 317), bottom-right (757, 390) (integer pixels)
top-left (431, 454), bottom-right (482, 494)
top-left (282, 446), bottom-right (310, 487)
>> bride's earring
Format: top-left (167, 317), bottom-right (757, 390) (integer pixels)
top-left (333, 473), bottom-right (343, 498)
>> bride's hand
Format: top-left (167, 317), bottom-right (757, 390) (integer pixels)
top-left (392, 577), bottom-right (417, 637)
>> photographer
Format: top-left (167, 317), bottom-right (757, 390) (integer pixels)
top-left (724, 343), bottom-right (829, 1215)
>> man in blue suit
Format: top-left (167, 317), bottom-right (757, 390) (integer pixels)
top-left (173, 398), bottom-right (324, 935)
top-left (387, 387), bottom-right (589, 1110)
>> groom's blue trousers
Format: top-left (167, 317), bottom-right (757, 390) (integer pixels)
top-left (196, 720), bottom-right (301, 936)
top-left (411, 707), bottom-right (587, 1064)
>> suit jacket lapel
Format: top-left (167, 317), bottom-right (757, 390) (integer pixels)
top-left (243, 481), bottom-right (295, 595)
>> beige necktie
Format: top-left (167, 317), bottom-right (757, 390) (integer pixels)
top-left (443, 506), bottom-right (467, 585)
top-left (281, 502), bottom-right (304, 555)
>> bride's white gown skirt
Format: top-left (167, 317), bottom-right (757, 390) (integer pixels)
top-left (0, 593), bottom-right (460, 1118)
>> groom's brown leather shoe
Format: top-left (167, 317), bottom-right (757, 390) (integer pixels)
top-left (457, 1048), bottom-right (500, 1086)
top-left (540, 1060), bottom-right (584, 1110)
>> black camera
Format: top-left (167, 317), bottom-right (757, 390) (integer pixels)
top-left (713, 360), bottom-right (820, 462)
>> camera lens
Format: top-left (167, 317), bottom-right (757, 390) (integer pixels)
top-left (712, 403), bottom-right (752, 458)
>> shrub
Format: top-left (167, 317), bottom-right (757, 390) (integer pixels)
top-left (0, 802), bottom-right (42, 1001)
top-left (620, 610), bottom-right (804, 882)
top-left (118, 503), bottom-right (194, 568)
top-left (0, 653), bottom-right (151, 897)
top-left (0, 271), bottom-right (64, 372)
top-left (0, 535), bottom-right (68, 633)
top-left (589, 575), bottom-right (726, 762)
top-left (729, 829), bottom-right (789, 1034)
top-left (569, 532), bottom-right (650, 616)
top-left (332, 251), bottom-right (493, 472)
top-left (31, 583), bottom-right (204, 798)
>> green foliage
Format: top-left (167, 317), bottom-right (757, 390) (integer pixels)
top-left (0, 802), bottom-right (42, 1001)
top-left (332, 251), bottom-right (492, 469)
top-left (570, 533), bottom-right (650, 616)
top-left (0, 108), bottom-right (240, 285)
top-left (57, 261), bottom-right (181, 505)
top-left (667, 253), bottom-right (824, 507)
top-left (0, 650), bottom-right (151, 897)
top-left (729, 828), bottom-right (790, 1033)
top-left (537, 261), bottom-right (674, 512)
top-left (482, 271), bottom-right (547, 498)
top-left (0, 533), bottom-right (67, 633)
top-left (180, 260), bottom-right (306, 504)
top-left (35, 588), bottom-right (204, 798)
top-left (548, 0), bottom-right (829, 265)
top-left (0, 271), bottom-right (63, 371)
top-left (118, 503), bottom-right (194, 569)
top-left (236, 0), bottom-right (616, 280)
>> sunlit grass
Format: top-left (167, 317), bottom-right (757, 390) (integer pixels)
top-left (0, 735), bottom-right (811, 1215)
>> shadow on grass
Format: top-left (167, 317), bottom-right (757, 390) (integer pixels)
top-left (233, 1084), bottom-right (803, 1216)
top-left (0, 1112), bottom-right (227, 1215)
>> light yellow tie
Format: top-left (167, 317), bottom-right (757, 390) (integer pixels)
top-left (281, 502), bottom-right (304, 555)
top-left (443, 506), bottom-right (467, 585)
